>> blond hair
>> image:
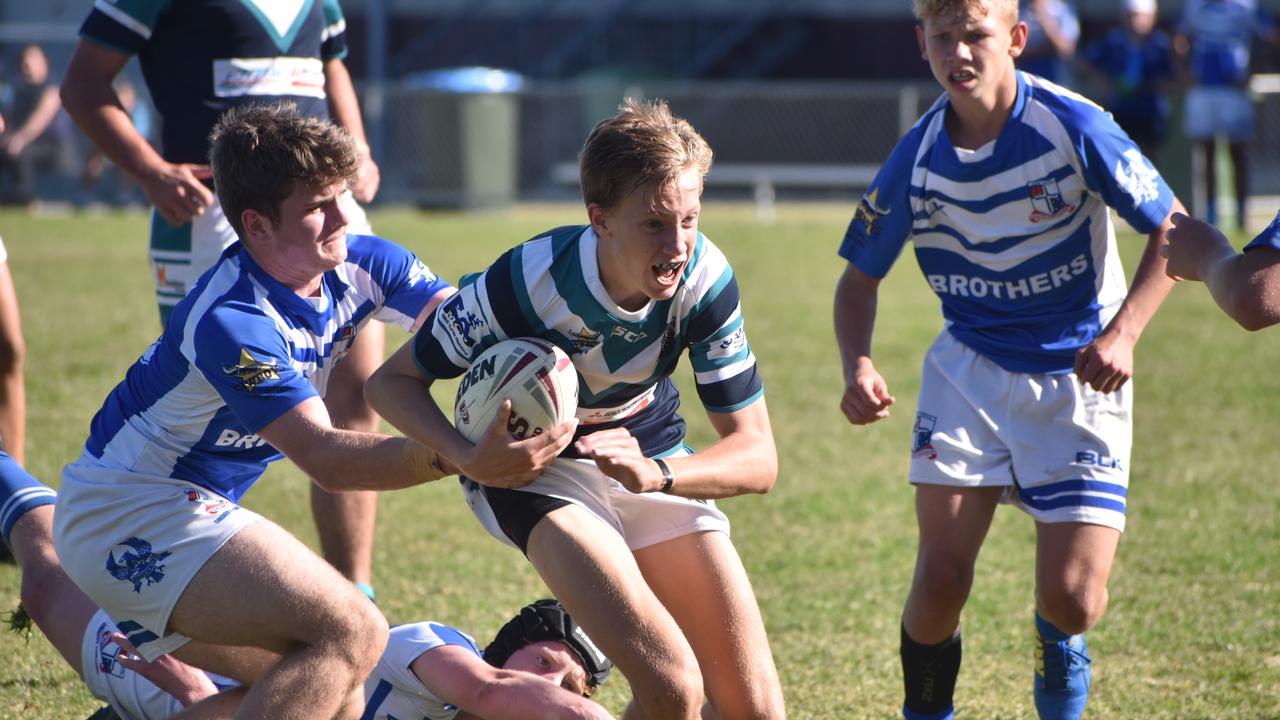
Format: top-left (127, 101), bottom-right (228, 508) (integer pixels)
top-left (579, 98), bottom-right (713, 210)
top-left (209, 103), bottom-right (359, 239)
top-left (912, 0), bottom-right (1018, 24)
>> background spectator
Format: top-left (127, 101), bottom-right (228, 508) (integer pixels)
top-left (0, 44), bottom-right (74, 206)
top-left (1020, 0), bottom-right (1081, 85)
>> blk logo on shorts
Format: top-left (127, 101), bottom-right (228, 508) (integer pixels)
top-left (912, 413), bottom-right (939, 460)
top-left (105, 537), bottom-right (172, 594)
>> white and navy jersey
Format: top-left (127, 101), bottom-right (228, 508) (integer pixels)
top-left (1180, 0), bottom-right (1275, 87)
top-left (413, 225), bottom-right (763, 458)
top-left (81, 235), bottom-right (449, 502)
top-left (80, 0), bottom-right (348, 164)
top-left (840, 72), bottom-right (1174, 374)
top-left (362, 622), bottom-right (482, 720)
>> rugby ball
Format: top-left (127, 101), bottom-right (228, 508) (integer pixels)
top-left (453, 338), bottom-right (579, 443)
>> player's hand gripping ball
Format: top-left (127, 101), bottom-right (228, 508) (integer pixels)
top-left (454, 338), bottom-right (579, 442)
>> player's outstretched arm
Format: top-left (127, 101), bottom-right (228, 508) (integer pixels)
top-left (256, 395), bottom-right (448, 492)
top-left (1164, 213), bottom-right (1280, 330)
top-left (834, 263), bottom-right (895, 425)
top-left (1075, 200), bottom-right (1185, 393)
top-left (61, 41), bottom-right (213, 226)
top-left (413, 645), bottom-right (614, 720)
top-left (365, 341), bottom-right (576, 488)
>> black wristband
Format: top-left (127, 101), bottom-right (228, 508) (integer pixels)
top-left (653, 457), bottom-right (674, 494)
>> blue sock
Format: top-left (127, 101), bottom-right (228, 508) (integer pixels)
top-left (1033, 611), bottom-right (1092, 720)
top-left (0, 451), bottom-right (55, 550)
top-left (354, 582), bottom-right (377, 604)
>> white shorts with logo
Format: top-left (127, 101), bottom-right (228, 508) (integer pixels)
top-left (81, 608), bottom-right (236, 720)
top-left (909, 331), bottom-right (1132, 531)
top-left (1183, 86), bottom-right (1255, 141)
top-left (462, 449), bottom-right (731, 551)
top-left (149, 190), bottom-right (371, 318)
top-left (53, 459), bottom-right (261, 661)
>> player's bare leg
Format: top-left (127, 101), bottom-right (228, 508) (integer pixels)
top-left (1200, 139), bottom-right (1219, 225)
top-left (1229, 141), bottom-right (1249, 232)
top-left (0, 261), bottom-right (26, 465)
top-left (1031, 521), bottom-right (1119, 720)
top-left (7, 506), bottom-right (97, 670)
top-left (312, 321), bottom-right (384, 594)
top-left (526, 505), bottom-right (704, 720)
top-left (636, 530), bottom-right (785, 720)
top-left (899, 484), bottom-right (1001, 720)
top-left (166, 518), bottom-right (388, 719)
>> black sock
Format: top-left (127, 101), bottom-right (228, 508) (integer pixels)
top-left (901, 623), bottom-right (962, 717)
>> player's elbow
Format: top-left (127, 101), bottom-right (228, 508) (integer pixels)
top-left (1225, 293), bottom-right (1280, 331)
top-left (742, 449), bottom-right (779, 495)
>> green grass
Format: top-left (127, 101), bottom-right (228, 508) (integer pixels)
top-left (0, 204), bottom-right (1277, 718)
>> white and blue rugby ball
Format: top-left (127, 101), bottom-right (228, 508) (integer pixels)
top-left (453, 338), bottom-right (579, 442)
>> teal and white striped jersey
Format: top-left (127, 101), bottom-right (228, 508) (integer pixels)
top-left (413, 225), bottom-right (763, 457)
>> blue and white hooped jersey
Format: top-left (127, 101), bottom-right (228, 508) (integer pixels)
top-left (80, 235), bottom-right (450, 502)
top-left (362, 622), bottom-right (482, 720)
top-left (80, 0), bottom-right (349, 164)
top-left (1245, 211), bottom-right (1280, 253)
top-left (413, 225), bottom-right (764, 458)
top-left (1179, 0), bottom-right (1275, 87)
top-left (840, 72), bottom-right (1174, 374)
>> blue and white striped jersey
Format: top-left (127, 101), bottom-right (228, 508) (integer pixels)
top-left (80, 0), bottom-right (349, 164)
top-left (1179, 0), bottom-right (1274, 87)
top-left (413, 225), bottom-right (764, 458)
top-left (361, 622), bottom-right (482, 720)
top-left (1245, 211), bottom-right (1280, 253)
top-left (80, 235), bottom-right (450, 502)
top-left (840, 72), bottom-right (1174, 374)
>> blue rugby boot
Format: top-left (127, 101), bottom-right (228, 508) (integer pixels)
top-left (1033, 613), bottom-right (1092, 720)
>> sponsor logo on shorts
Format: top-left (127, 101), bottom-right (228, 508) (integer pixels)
top-left (912, 413), bottom-right (939, 460)
top-left (184, 489), bottom-right (238, 524)
top-left (1073, 450), bottom-right (1124, 471)
top-left (1027, 177), bottom-right (1077, 223)
top-left (105, 537), bottom-right (172, 594)
top-left (564, 327), bottom-right (602, 355)
top-left (222, 347), bottom-right (280, 392)
top-left (440, 294), bottom-right (486, 354)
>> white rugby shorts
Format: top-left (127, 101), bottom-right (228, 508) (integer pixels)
top-left (1183, 86), bottom-right (1255, 141)
top-left (462, 449), bottom-right (731, 551)
top-left (53, 460), bottom-right (260, 661)
top-left (149, 190), bottom-right (372, 316)
top-left (909, 331), bottom-right (1132, 531)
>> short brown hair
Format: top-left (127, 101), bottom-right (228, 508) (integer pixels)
top-left (579, 98), bottom-right (713, 210)
top-left (912, 0), bottom-right (1018, 24)
top-left (209, 103), bottom-right (359, 238)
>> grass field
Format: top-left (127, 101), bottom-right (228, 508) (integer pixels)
top-left (0, 204), bottom-right (1276, 719)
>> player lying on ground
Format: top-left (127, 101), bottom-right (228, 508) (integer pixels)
top-left (3, 453), bottom-right (613, 720)
top-left (366, 98), bottom-right (786, 720)
top-left (835, 1), bottom-right (1184, 718)
top-left (48, 104), bottom-right (566, 719)
top-left (1163, 211), bottom-right (1280, 330)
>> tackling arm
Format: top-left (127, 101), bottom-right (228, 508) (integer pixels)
top-left (1164, 212), bottom-right (1280, 330)
top-left (412, 646), bottom-right (613, 720)
top-left (256, 395), bottom-right (448, 492)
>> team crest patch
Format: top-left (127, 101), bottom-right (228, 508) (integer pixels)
top-left (911, 412), bottom-right (939, 460)
top-left (223, 348), bottom-right (280, 391)
top-left (334, 322), bottom-right (357, 356)
top-left (1113, 148), bottom-right (1160, 205)
top-left (854, 188), bottom-right (891, 235)
top-left (105, 538), bottom-right (172, 594)
top-left (95, 621), bottom-right (127, 679)
top-left (564, 327), bottom-right (602, 355)
top-left (1027, 177), bottom-right (1076, 223)
top-left (440, 294), bottom-right (487, 354)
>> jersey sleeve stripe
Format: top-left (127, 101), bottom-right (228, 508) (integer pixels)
top-left (693, 351), bottom-right (757, 384)
top-left (488, 247), bottom-right (546, 338)
top-left (89, 0), bottom-right (154, 41)
top-left (696, 377), bottom-right (764, 414)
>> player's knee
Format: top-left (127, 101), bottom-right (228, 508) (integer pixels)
top-left (0, 332), bottom-right (26, 376)
top-left (323, 596), bottom-right (388, 678)
top-left (637, 656), bottom-right (703, 719)
top-left (1039, 584), bottom-right (1108, 635)
top-left (913, 553), bottom-right (976, 611)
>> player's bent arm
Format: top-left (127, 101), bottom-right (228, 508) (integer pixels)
top-left (61, 41), bottom-right (213, 224)
top-left (413, 646), bottom-right (614, 720)
top-left (256, 395), bottom-right (448, 491)
top-left (365, 341), bottom-right (574, 487)
top-left (1202, 247), bottom-right (1280, 330)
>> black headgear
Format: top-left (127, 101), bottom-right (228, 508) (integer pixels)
top-left (482, 599), bottom-right (612, 692)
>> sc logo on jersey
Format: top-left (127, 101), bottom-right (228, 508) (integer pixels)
top-left (612, 326), bottom-right (648, 343)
